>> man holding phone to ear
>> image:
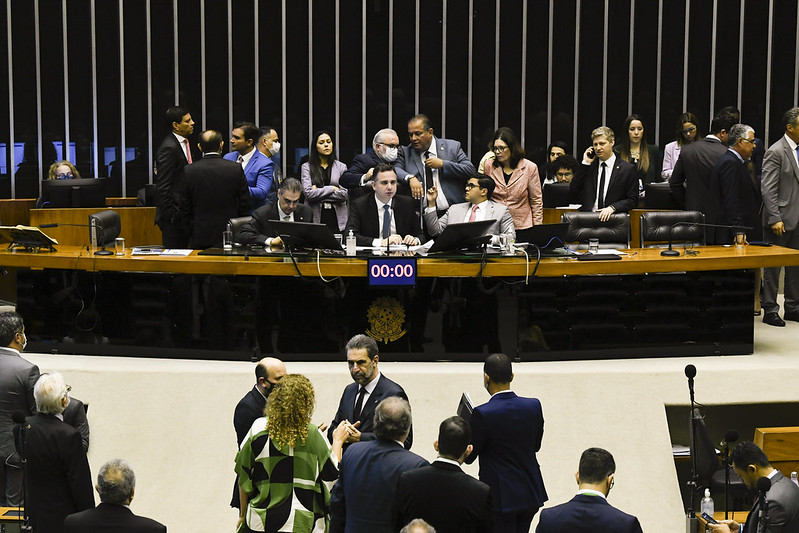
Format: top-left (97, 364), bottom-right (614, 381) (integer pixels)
top-left (570, 126), bottom-right (638, 222)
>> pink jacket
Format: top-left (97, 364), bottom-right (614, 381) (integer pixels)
top-left (483, 158), bottom-right (543, 229)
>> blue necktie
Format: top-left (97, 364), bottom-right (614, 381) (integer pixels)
top-left (382, 204), bottom-right (391, 239)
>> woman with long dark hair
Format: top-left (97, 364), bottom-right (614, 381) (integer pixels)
top-left (300, 130), bottom-right (348, 232)
top-left (482, 127), bottom-right (543, 230)
top-left (616, 114), bottom-right (662, 187)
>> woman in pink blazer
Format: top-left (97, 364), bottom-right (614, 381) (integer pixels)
top-left (482, 127), bottom-right (543, 230)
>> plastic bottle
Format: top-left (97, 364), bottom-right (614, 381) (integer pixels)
top-left (792, 471), bottom-right (799, 487)
top-left (700, 488), bottom-right (714, 521)
top-left (346, 230), bottom-right (356, 256)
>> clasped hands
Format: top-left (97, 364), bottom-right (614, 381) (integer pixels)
top-left (334, 419), bottom-right (362, 443)
top-left (382, 234), bottom-right (420, 246)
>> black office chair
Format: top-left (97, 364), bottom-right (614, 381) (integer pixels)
top-left (542, 182), bottom-right (572, 208)
top-left (639, 210), bottom-right (705, 248)
top-left (561, 212), bottom-right (630, 250)
top-left (645, 181), bottom-right (681, 209)
top-left (228, 216), bottom-right (253, 246)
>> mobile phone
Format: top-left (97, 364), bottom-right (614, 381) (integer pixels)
top-left (700, 512), bottom-right (719, 525)
top-left (587, 147), bottom-right (595, 158)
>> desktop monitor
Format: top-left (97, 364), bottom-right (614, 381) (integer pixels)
top-left (41, 178), bottom-right (108, 208)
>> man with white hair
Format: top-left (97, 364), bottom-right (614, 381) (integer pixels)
top-left (341, 128), bottom-right (406, 200)
top-left (64, 459), bottom-right (166, 532)
top-left (25, 372), bottom-right (94, 533)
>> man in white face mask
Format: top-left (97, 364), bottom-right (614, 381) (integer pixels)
top-left (341, 128), bottom-right (405, 201)
top-left (257, 125), bottom-right (283, 199)
top-left (0, 311), bottom-right (41, 507)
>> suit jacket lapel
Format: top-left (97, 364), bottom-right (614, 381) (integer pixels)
top-left (783, 138), bottom-right (799, 180)
top-left (358, 376), bottom-right (386, 423)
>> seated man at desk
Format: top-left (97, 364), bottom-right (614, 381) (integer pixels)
top-left (345, 163), bottom-right (421, 247)
top-left (237, 178), bottom-right (313, 247)
top-left (424, 175), bottom-right (515, 245)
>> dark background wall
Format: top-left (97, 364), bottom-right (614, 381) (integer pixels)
top-left (1, 0), bottom-right (797, 198)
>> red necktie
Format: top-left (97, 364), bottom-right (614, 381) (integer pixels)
top-left (468, 205), bottom-right (478, 222)
top-left (183, 139), bottom-right (192, 164)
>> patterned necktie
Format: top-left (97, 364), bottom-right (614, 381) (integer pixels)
top-left (382, 204), bottom-right (391, 239)
top-left (237, 155), bottom-right (244, 165)
top-left (183, 139), bottom-right (192, 164)
top-left (598, 162), bottom-right (607, 209)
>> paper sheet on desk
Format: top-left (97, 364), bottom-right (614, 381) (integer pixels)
top-left (357, 243), bottom-right (428, 253)
top-left (160, 249), bottom-right (193, 256)
top-left (587, 249), bottom-right (627, 255)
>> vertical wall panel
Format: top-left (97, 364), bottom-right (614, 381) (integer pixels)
top-left (1, 0), bottom-right (796, 197)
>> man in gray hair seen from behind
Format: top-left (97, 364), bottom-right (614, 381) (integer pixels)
top-left (64, 458), bottom-right (166, 532)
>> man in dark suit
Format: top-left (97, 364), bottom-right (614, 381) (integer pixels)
top-left (712, 124), bottom-right (762, 243)
top-left (64, 459), bottom-right (166, 533)
top-left (465, 353), bottom-right (547, 533)
top-left (180, 129), bottom-right (252, 249)
top-left (155, 106), bottom-right (195, 248)
top-left (230, 356), bottom-right (286, 509)
top-left (63, 395), bottom-right (90, 452)
top-left (345, 164), bottom-right (421, 247)
top-left (25, 373), bottom-right (94, 533)
top-left (396, 114), bottom-right (475, 208)
top-left (669, 112), bottom-right (737, 243)
top-left (330, 396), bottom-right (428, 533)
top-left (328, 334), bottom-right (413, 450)
top-left (393, 416), bottom-right (492, 533)
top-left (536, 447), bottom-right (642, 533)
top-left (224, 122), bottom-right (275, 210)
top-left (761, 107), bottom-right (799, 327)
top-left (341, 128), bottom-right (404, 201)
top-left (237, 178), bottom-right (313, 247)
top-left (710, 441), bottom-right (799, 533)
top-left (0, 311), bottom-right (39, 506)
top-left (570, 126), bottom-right (638, 221)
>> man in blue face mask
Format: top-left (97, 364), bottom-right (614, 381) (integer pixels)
top-left (0, 311), bottom-right (40, 507)
top-left (341, 128), bottom-right (405, 201)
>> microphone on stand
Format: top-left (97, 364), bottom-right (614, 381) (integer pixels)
top-left (661, 221), bottom-right (752, 257)
top-left (720, 429), bottom-right (739, 520)
top-left (38, 222), bottom-right (111, 255)
top-left (685, 364), bottom-right (696, 404)
top-left (757, 476), bottom-right (771, 533)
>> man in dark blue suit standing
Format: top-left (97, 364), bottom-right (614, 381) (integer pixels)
top-left (465, 353), bottom-right (547, 532)
top-left (330, 396), bottom-right (428, 533)
top-left (535, 447), bottom-right (642, 533)
top-left (224, 122), bottom-right (275, 210)
top-left (328, 334), bottom-right (413, 450)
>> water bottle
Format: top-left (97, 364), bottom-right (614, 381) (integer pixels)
top-left (700, 488), bottom-right (714, 525)
top-left (791, 471), bottom-right (798, 487)
top-left (346, 230), bottom-right (356, 256)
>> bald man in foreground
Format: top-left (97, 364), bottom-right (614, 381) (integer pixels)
top-left (230, 357), bottom-right (287, 508)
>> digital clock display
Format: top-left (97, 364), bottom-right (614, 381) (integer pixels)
top-left (367, 257), bottom-right (417, 287)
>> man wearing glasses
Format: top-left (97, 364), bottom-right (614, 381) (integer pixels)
top-left (396, 114), bottom-right (475, 210)
top-left (341, 128), bottom-right (405, 201)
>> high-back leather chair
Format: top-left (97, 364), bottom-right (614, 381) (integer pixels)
top-left (639, 210), bottom-right (704, 248)
top-left (560, 212), bottom-right (630, 250)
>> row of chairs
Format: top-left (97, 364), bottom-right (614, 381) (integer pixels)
top-left (561, 210), bottom-right (705, 249)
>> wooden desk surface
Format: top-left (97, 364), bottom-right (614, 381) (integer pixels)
top-left (1, 244), bottom-right (798, 278)
top-left (29, 207), bottom-right (161, 247)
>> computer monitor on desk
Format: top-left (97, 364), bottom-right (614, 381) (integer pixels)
top-left (268, 220), bottom-right (344, 252)
top-left (41, 178), bottom-right (108, 208)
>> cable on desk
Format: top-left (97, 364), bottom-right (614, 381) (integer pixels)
top-left (315, 250), bottom-right (340, 283)
top-left (286, 246), bottom-right (305, 279)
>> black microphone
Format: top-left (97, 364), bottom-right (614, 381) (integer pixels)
top-left (11, 411), bottom-right (27, 425)
top-left (661, 221), bottom-right (753, 257)
top-left (721, 429), bottom-right (739, 448)
top-left (685, 364), bottom-right (696, 403)
top-left (757, 476), bottom-right (771, 533)
top-left (757, 476), bottom-right (771, 494)
top-left (38, 223), bottom-right (90, 229)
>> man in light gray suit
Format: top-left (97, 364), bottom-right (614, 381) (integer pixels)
top-left (709, 441), bottom-right (799, 533)
top-left (761, 107), bottom-right (799, 327)
top-left (396, 114), bottom-right (476, 209)
top-left (424, 175), bottom-right (516, 245)
top-left (0, 311), bottom-right (40, 506)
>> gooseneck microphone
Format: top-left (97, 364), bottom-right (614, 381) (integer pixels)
top-left (720, 429), bottom-right (740, 520)
top-left (661, 221), bottom-right (752, 257)
top-left (757, 476), bottom-right (771, 533)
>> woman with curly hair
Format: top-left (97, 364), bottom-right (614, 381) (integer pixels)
top-left (235, 374), bottom-right (347, 533)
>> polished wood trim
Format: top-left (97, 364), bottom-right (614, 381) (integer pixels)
top-left (0, 199), bottom-right (36, 226)
top-left (29, 207), bottom-right (162, 247)
top-left (1, 244), bottom-right (797, 278)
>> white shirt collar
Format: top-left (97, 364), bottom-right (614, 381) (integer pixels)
top-left (577, 489), bottom-right (607, 499)
top-left (374, 196), bottom-right (393, 211)
top-left (599, 153), bottom-right (616, 169)
top-left (728, 147), bottom-right (745, 163)
top-left (239, 147), bottom-right (257, 167)
top-left (491, 389), bottom-right (514, 397)
top-left (277, 203), bottom-right (292, 221)
top-left (434, 457), bottom-right (461, 467)
top-left (362, 371), bottom-right (381, 394)
top-left (784, 134), bottom-right (798, 151)
top-left (173, 132), bottom-right (188, 144)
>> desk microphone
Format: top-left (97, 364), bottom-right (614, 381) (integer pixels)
top-left (662, 221), bottom-right (752, 257)
top-left (38, 221), bottom-right (113, 255)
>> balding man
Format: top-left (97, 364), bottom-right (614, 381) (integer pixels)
top-left (341, 128), bottom-right (404, 201)
top-left (230, 357), bottom-right (286, 508)
top-left (64, 459), bottom-right (166, 532)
